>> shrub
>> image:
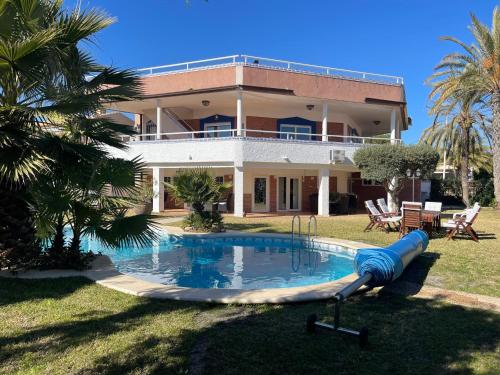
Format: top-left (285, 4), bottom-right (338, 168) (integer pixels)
top-left (182, 211), bottom-right (224, 232)
top-left (471, 169), bottom-right (495, 207)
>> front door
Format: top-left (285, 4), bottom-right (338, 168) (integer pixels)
top-left (278, 177), bottom-right (300, 211)
top-left (253, 177), bottom-right (268, 212)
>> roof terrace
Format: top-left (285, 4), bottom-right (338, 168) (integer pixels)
top-left (135, 54), bottom-right (404, 86)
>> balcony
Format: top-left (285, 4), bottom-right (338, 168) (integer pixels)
top-left (114, 129), bottom-right (401, 169)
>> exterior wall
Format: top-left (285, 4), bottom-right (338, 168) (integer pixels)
top-left (246, 116), bottom-right (278, 138)
top-left (243, 193), bottom-right (252, 213)
top-left (139, 66), bottom-right (404, 104)
top-left (302, 176), bottom-right (317, 212)
top-left (242, 66), bottom-right (405, 103)
top-left (351, 172), bottom-right (422, 209)
top-left (142, 66), bottom-right (237, 97)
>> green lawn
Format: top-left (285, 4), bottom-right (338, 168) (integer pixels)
top-left (1, 210), bottom-right (499, 374)
top-left (0, 277), bottom-right (499, 374)
top-left (218, 209), bottom-right (500, 297)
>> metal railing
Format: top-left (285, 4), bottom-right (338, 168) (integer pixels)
top-left (136, 54), bottom-right (404, 85)
top-left (123, 128), bottom-right (401, 144)
top-left (307, 215), bottom-right (317, 250)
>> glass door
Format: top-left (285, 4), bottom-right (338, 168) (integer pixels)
top-left (289, 178), bottom-right (299, 210)
top-left (277, 177), bottom-right (300, 211)
top-left (253, 177), bottom-right (268, 212)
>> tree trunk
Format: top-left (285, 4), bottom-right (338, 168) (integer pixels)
top-left (0, 183), bottom-right (40, 270)
top-left (460, 127), bottom-right (470, 208)
top-left (49, 215), bottom-right (65, 257)
top-left (491, 91), bottom-right (500, 209)
top-left (70, 227), bottom-right (81, 254)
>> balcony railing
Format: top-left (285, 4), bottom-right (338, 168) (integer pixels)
top-left (136, 54), bottom-right (404, 85)
top-left (121, 128), bottom-right (401, 145)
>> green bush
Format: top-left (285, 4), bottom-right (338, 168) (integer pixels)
top-left (182, 211), bottom-right (224, 232)
top-left (430, 177), bottom-right (464, 206)
top-left (471, 169), bottom-right (495, 207)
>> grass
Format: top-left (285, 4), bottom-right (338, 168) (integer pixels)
top-left (1, 210), bottom-right (499, 374)
top-left (213, 209), bottom-right (500, 297)
top-left (0, 277), bottom-right (499, 374)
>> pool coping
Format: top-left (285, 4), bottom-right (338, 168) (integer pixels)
top-left (0, 230), bottom-right (378, 304)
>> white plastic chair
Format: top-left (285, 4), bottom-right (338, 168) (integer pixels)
top-left (424, 201), bottom-right (442, 212)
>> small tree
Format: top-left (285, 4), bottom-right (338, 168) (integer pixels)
top-left (166, 168), bottom-right (232, 231)
top-left (354, 144), bottom-right (439, 209)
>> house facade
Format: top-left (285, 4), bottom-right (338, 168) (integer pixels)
top-left (107, 55), bottom-right (417, 216)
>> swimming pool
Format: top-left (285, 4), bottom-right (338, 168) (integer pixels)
top-left (81, 234), bottom-right (355, 290)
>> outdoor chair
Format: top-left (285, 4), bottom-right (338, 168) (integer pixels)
top-left (452, 202), bottom-right (480, 220)
top-left (399, 206), bottom-right (423, 237)
top-left (424, 201), bottom-right (442, 212)
top-left (364, 200), bottom-right (402, 232)
top-left (376, 198), bottom-right (399, 217)
top-left (401, 201), bottom-right (422, 211)
top-left (442, 204), bottom-right (481, 242)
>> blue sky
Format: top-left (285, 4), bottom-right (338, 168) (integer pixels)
top-left (72, 0), bottom-right (497, 143)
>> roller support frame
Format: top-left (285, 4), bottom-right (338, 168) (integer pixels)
top-left (306, 273), bottom-right (372, 348)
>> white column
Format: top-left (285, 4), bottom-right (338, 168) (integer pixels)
top-left (156, 103), bottom-right (162, 140)
top-left (322, 102), bottom-right (328, 142)
top-left (152, 167), bottom-right (164, 213)
top-left (233, 166), bottom-right (244, 217)
top-left (343, 123), bottom-right (348, 142)
top-left (236, 91), bottom-right (243, 136)
top-left (318, 168), bottom-right (330, 216)
top-left (388, 108), bottom-right (398, 211)
top-left (390, 108), bottom-right (397, 144)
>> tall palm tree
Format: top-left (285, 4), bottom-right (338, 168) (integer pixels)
top-left (0, 0), bottom-right (154, 268)
top-left (422, 93), bottom-right (492, 206)
top-left (429, 7), bottom-right (500, 207)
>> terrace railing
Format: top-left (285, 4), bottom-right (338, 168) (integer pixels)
top-left (121, 128), bottom-right (401, 145)
top-left (136, 54), bottom-right (404, 85)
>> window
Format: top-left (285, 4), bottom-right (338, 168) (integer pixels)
top-left (279, 124), bottom-right (312, 140)
top-left (205, 122), bottom-right (232, 138)
top-left (215, 176), bottom-right (224, 184)
top-left (362, 179), bottom-right (382, 186)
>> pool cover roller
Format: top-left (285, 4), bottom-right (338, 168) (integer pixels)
top-left (354, 229), bottom-right (429, 287)
top-left (307, 230), bottom-right (429, 347)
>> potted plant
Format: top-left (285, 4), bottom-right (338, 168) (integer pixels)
top-left (131, 182), bottom-right (154, 215)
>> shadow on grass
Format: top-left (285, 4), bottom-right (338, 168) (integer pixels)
top-left (80, 294), bottom-right (500, 375)
top-left (381, 252), bottom-right (440, 296)
top-left (0, 276), bottom-right (89, 307)
top-left (0, 277), bottom-right (499, 374)
top-left (431, 230), bottom-right (497, 241)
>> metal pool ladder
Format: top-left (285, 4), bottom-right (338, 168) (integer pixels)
top-left (307, 215), bottom-right (317, 249)
top-left (291, 215), bottom-right (302, 244)
top-left (291, 215), bottom-right (317, 249)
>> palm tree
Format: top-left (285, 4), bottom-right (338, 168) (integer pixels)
top-left (0, 0), bottom-right (153, 268)
top-left (422, 93), bottom-right (492, 206)
top-left (166, 168), bottom-right (232, 215)
top-left (429, 7), bottom-right (500, 207)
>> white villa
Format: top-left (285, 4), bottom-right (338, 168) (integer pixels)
top-left (107, 55), bottom-right (415, 216)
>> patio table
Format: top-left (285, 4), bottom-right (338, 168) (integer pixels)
top-left (422, 210), bottom-right (441, 235)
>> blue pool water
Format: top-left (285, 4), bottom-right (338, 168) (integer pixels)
top-left (81, 234), bottom-right (355, 289)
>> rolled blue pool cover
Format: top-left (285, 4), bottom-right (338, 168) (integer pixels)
top-left (354, 230), bottom-right (429, 287)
